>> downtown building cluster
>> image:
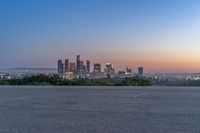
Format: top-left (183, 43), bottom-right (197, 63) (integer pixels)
top-left (58, 55), bottom-right (144, 79)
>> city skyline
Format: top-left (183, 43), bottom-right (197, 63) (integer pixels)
top-left (0, 0), bottom-right (200, 72)
top-left (58, 55), bottom-right (144, 74)
top-left (57, 55), bottom-right (143, 79)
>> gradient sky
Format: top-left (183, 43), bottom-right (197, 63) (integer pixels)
top-left (0, 0), bottom-right (200, 72)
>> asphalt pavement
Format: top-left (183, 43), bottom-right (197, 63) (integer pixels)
top-left (0, 86), bottom-right (200, 133)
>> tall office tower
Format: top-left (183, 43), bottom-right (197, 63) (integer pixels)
top-left (138, 67), bottom-right (144, 77)
top-left (126, 67), bottom-right (132, 73)
top-left (58, 59), bottom-right (64, 75)
top-left (125, 66), bottom-right (132, 78)
top-left (80, 61), bottom-right (84, 70)
top-left (79, 61), bottom-right (86, 78)
top-left (65, 59), bottom-right (69, 72)
top-left (86, 60), bottom-right (90, 74)
top-left (80, 61), bottom-right (84, 74)
top-left (76, 55), bottom-right (80, 73)
top-left (93, 63), bottom-right (101, 74)
top-left (69, 62), bottom-right (76, 73)
top-left (104, 63), bottom-right (115, 78)
top-left (83, 65), bottom-right (86, 73)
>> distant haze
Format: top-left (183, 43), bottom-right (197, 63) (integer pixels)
top-left (0, 0), bottom-right (200, 72)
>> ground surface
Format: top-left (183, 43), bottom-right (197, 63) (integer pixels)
top-left (0, 86), bottom-right (200, 133)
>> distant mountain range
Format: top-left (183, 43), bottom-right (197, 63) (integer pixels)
top-left (0, 67), bottom-right (57, 72)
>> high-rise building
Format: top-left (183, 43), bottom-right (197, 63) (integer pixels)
top-left (83, 65), bottom-right (86, 74)
top-left (93, 63), bottom-right (101, 74)
top-left (104, 63), bottom-right (115, 78)
top-left (69, 62), bottom-right (76, 73)
top-left (93, 63), bottom-right (102, 79)
top-left (64, 59), bottom-right (69, 72)
top-left (125, 67), bottom-right (132, 77)
top-left (80, 61), bottom-right (84, 70)
top-left (76, 55), bottom-right (80, 73)
top-left (138, 67), bottom-right (144, 77)
top-left (58, 59), bottom-right (64, 75)
top-left (126, 67), bottom-right (132, 73)
top-left (79, 60), bottom-right (86, 78)
top-left (86, 60), bottom-right (90, 74)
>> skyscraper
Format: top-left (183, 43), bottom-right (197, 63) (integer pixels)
top-left (126, 67), bottom-right (132, 74)
top-left (76, 55), bottom-right (80, 73)
top-left (79, 61), bottom-right (86, 78)
top-left (125, 67), bottom-right (132, 77)
top-left (58, 59), bottom-right (64, 75)
top-left (86, 60), bottom-right (90, 74)
top-left (104, 63), bottom-right (115, 78)
top-left (65, 59), bottom-right (69, 72)
top-left (93, 63), bottom-right (102, 79)
top-left (138, 67), bottom-right (144, 77)
top-left (69, 62), bottom-right (76, 73)
top-left (80, 61), bottom-right (84, 70)
top-left (93, 63), bottom-right (101, 74)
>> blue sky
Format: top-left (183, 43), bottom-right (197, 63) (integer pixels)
top-left (0, 0), bottom-right (200, 72)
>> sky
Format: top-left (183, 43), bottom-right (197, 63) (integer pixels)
top-left (0, 0), bottom-right (200, 72)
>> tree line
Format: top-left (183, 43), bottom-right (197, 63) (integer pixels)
top-left (0, 74), bottom-right (152, 86)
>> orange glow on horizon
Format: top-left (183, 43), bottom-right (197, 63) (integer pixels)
top-left (83, 51), bottom-right (200, 72)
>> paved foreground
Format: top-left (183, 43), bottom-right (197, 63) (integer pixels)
top-left (0, 86), bottom-right (200, 133)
